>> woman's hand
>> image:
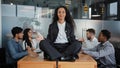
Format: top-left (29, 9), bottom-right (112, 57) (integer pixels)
top-left (78, 38), bottom-right (85, 42)
top-left (36, 35), bottom-right (44, 42)
top-left (30, 52), bottom-right (39, 57)
top-left (27, 49), bottom-right (39, 57)
top-left (31, 47), bottom-right (35, 51)
top-left (26, 46), bottom-right (31, 51)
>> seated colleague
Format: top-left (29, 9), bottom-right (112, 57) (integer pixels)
top-left (6, 27), bottom-right (38, 65)
top-left (39, 6), bottom-right (81, 61)
top-left (83, 30), bottom-right (116, 68)
top-left (79, 29), bottom-right (99, 50)
top-left (23, 28), bottom-right (43, 53)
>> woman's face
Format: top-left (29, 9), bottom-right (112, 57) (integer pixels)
top-left (57, 8), bottom-right (66, 20)
top-left (28, 30), bottom-right (33, 38)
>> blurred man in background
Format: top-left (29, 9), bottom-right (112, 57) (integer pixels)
top-left (79, 28), bottom-right (99, 50)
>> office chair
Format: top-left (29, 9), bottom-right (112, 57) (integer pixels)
top-left (0, 48), bottom-right (6, 68)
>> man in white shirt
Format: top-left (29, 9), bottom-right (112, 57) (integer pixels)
top-left (79, 29), bottom-right (99, 50)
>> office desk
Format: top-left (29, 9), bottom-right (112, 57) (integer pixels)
top-left (18, 53), bottom-right (97, 68)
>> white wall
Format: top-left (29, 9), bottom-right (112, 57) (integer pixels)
top-left (2, 4), bottom-right (16, 16)
top-left (0, 0), bottom-right (2, 48)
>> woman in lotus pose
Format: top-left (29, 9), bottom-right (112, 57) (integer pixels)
top-left (39, 6), bottom-right (81, 61)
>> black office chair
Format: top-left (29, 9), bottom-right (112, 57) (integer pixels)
top-left (0, 48), bottom-right (6, 68)
top-left (115, 47), bottom-right (120, 68)
top-left (111, 41), bottom-right (120, 68)
top-left (0, 48), bottom-right (16, 68)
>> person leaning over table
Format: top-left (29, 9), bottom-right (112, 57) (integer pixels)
top-left (39, 6), bottom-right (82, 61)
top-left (82, 30), bottom-right (116, 68)
top-left (6, 27), bottom-right (38, 68)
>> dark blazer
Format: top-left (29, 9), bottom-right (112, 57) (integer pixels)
top-left (47, 22), bottom-right (76, 44)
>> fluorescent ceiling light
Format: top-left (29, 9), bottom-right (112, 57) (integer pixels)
top-left (10, 3), bottom-right (13, 5)
top-left (91, 15), bottom-right (101, 17)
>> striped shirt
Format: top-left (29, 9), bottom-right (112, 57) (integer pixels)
top-left (83, 41), bottom-right (116, 68)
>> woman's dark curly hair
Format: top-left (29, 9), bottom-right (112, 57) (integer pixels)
top-left (23, 28), bottom-right (32, 48)
top-left (52, 6), bottom-right (75, 29)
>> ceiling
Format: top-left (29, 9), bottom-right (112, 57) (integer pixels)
top-left (2, 0), bottom-right (67, 8)
top-left (2, 0), bottom-right (116, 8)
top-left (2, 0), bottom-right (94, 8)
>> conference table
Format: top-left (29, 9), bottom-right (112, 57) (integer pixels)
top-left (17, 53), bottom-right (97, 68)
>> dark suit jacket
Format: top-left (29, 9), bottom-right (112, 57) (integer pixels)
top-left (47, 22), bottom-right (76, 44)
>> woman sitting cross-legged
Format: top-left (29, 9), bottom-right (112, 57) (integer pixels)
top-left (39, 6), bottom-right (82, 61)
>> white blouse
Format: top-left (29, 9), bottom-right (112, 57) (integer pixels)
top-left (54, 21), bottom-right (68, 43)
top-left (22, 39), bottom-right (41, 52)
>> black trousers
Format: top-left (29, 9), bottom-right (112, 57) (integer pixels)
top-left (39, 40), bottom-right (81, 60)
